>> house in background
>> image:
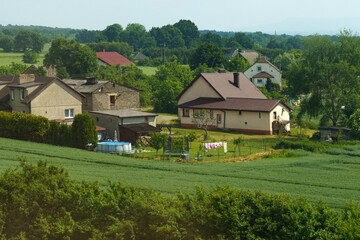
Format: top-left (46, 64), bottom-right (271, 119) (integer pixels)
top-left (89, 110), bottom-right (159, 144)
top-left (225, 49), bottom-right (259, 65)
top-left (244, 57), bottom-right (282, 88)
top-left (23, 65), bottom-right (57, 77)
top-left (0, 74), bottom-right (84, 122)
top-left (63, 77), bottom-right (140, 112)
top-left (134, 52), bottom-right (149, 62)
top-left (177, 71), bottom-right (291, 134)
top-left (96, 51), bottom-right (134, 67)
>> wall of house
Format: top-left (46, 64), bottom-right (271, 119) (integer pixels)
top-left (9, 87), bottom-right (30, 113)
top-left (179, 108), bottom-right (272, 134)
top-left (90, 112), bottom-right (120, 140)
top-left (270, 103), bottom-right (291, 131)
top-left (91, 82), bottom-right (140, 111)
top-left (82, 93), bottom-right (93, 112)
top-left (30, 81), bottom-right (83, 121)
top-left (244, 63), bottom-right (282, 88)
top-left (178, 76), bottom-right (221, 105)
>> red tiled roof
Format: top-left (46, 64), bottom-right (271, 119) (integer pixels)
top-left (252, 71), bottom-right (274, 78)
top-left (256, 57), bottom-right (281, 72)
top-left (178, 97), bottom-right (292, 112)
top-left (96, 52), bottom-right (134, 66)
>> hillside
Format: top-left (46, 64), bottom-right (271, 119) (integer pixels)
top-left (1, 137), bottom-right (360, 210)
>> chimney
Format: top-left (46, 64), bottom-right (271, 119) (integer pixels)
top-left (86, 77), bottom-right (98, 84)
top-left (218, 68), bottom-right (226, 73)
top-left (18, 74), bottom-right (35, 84)
top-left (233, 72), bottom-right (239, 88)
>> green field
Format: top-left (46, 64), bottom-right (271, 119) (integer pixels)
top-left (0, 44), bottom-right (49, 66)
top-left (0, 137), bottom-right (359, 210)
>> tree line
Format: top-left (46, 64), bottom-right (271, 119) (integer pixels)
top-left (0, 159), bottom-right (358, 239)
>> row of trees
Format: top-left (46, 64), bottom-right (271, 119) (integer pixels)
top-left (0, 159), bottom-right (359, 239)
top-left (0, 30), bottom-right (44, 52)
top-left (0, 111), bottom-right (97, 149)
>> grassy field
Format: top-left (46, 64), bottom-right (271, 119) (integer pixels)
top-left (0, 137), bottom-right (360, 210)
top-left (137, 66), bottom-right (157, 75)
top-left (0, 44), bottom-right (49, 66)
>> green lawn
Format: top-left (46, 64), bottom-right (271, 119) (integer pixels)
top-left (0, 137), bottom-right (359, 210)
top-left (0, 43), bottom-right (49, 66)
top-left (137, 66), bottom-right (157, 75)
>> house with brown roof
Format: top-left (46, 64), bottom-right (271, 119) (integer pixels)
top-left (96, 51), bottom-right (134, 67)
top-left (0, 74), bottom-right (84, 122)
top-left (63, 77), bottom-right (140, 112)
top-left (244, 57), bottom-right (282, 88)
top-left (177, 71), bottom-right (291, 134)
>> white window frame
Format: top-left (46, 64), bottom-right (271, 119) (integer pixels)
top-left (65, 109), bottom-right (74, 119)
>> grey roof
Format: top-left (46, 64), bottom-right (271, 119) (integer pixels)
top-left (62, 79), bottom-right (109, 93)
top-left (90, 109), bottom-right (157, 118)
top-left (134, 52), bottom-right (149, 60)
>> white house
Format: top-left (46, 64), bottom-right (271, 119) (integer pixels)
top-left (244, 57), bottom-right (282, 88)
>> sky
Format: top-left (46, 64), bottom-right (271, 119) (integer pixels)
top-left (1, 0), bottom-right (360, 35)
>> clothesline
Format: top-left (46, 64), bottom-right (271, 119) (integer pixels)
top-left (204, 141), bottom-right (227, 153)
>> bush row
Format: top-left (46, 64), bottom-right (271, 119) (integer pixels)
top-left (0, 111), bottom-right (97, 149)
top-left (274, 139), bottom-right (330, 152)
top-left (0, 159), bottom-right (359, 240)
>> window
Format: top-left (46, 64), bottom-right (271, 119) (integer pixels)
top-left (182, 108), bottom-right (189, 117)
top-left (65, 109), bottom-right (74, 118)
top-left (217, 114), bottom-right (222, 123)
top-left (244, 121), bottom-right (248, 125)
top-left (250, 78), bottom-right (253, 82)
top-left (109, 95), bottom-right (116, 105)
top-left (257, 66), bottom-right (262, 71)
top-left (282, 108), bottom-right (285, 116)
top-left (193, 109), bottom-right (204, 118)
top-left (11, 89), bottom-right (14, 100)
top-left (258, 112), bottom-right (262, 119)
top-left (273, 111), bottom-right (277, 120)
top-left (257, 79), bottom-right (263, 84)
top-left (19, 89), bottom-right (25, 100)
top-left (210, 110), bottom-right (214, 119)
top-left (239, 111), bottom-right (242, 115)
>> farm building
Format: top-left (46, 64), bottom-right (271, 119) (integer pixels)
top-left (63, 77), bottom-right (140, 112)
top-left (177, 71), bottom-right (291, 135)
top-left (89, 109), bottom-right (159, 144)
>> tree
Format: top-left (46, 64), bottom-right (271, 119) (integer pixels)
top-left (287, 32), bottom-right (360, 126)
top-left (75, 29), bottom-right (98, 43)
top-left (87, 41), bottom-right (133, 58)
top-left (121, 23), bottom-right (156, 51)
top-left (147, 132), bottom-right (167, 156)
top-left (14, 30), bottom-right (44, 52)
top-left (174, 19), bottom-right (200, 48)
top-left (0, 35), bottom-right (14, 52)
top-left (348, 109), bottom-right (360, 139)
top-left (22, 51), bottom-right (38, 64)
top-left (102, 24), bottom-right (123, 42)
top-left (190, 42), bottom-right (225, 69)
top-left (200, 32), bottom-right (223, 47)
top-left (192, 109), bottom-right (216, 141)
top-left (150, 25), bottom-right (185, 49)
top-left (273, 52), bottom-right (297, 71)
top-left (71, 113), bottom-right (97, 149)
top-left (44, 38), bottom-right (98, 77)
top-left (224, 55), bottom-right (251, 72)
top-left (231, 33), bottom-right (253, 49)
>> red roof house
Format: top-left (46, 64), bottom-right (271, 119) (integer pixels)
top-left (96, 51), bottom-right (134, 67)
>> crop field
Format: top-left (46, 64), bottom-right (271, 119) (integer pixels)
top-left (0, 137), bottom-right (359, 210)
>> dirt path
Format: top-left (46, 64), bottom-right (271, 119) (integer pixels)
top-left (156, 115), bottom-right (178, 124)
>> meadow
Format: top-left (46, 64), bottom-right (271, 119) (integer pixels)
top-left (0, 137), bottom-right (360, 210)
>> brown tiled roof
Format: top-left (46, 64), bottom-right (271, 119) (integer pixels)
top-left (239, 51), bottom-right (259, 65)
top-left (178, 97), bottom-right (291, 112)
top-left (97, 52), bottom-right (134, 66)
top-left (252, 72), bottom-right (274, 78)
top-left (177, 72), bottom-right (267, 101)
top-left (23, 65), bottom-right (38, 74)
top-left (256, 57), bottom-right (281, 72)
top-left (120, 123), bottom-right (161, 133)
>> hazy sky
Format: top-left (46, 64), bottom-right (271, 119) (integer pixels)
top-left (1, 0), bottom-right (360, 35)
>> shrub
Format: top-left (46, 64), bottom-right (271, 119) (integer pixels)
top-left (71, 113), bottom-right (97, 149)
top-left (22, 50), bottom-right (39, 64)
top-left (274, 139), bottom-right (329, 152)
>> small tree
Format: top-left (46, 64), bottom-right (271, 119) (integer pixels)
top-left (22, 51), bottom-right (38, 64)
top-left (147, 132), bottom-right (167, 157)
top-left (192, 109), bottom-right (216, 141)
top-left (187, 132), bottom-right (198, 149)
top-left (348, 109), bottom-right (360, 139)
top-left (233, 137), bottom-right (242, 156)
top-left (72, 113), bottom-right (97, 149)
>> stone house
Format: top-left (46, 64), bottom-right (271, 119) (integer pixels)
top-left (63, 78), bottom-right (140, 112)
top-left (244, 57), bottom-right (282, 88)
top-left (177, 71), bottom-right (291, 134)
top-left (0, 74), bottom-right (84, 122)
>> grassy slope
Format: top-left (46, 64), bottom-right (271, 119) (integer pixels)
top-left (0, 137), bottom-right (360, 210)
top-left (0, 43), bottom-right (49, 66)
